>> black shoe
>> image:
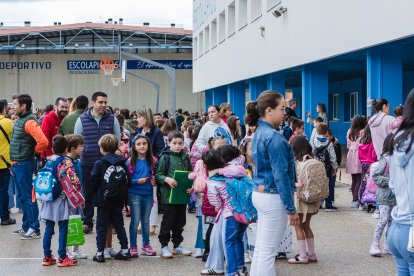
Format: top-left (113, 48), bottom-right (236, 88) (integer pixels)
top-left (201, 252), bottom-right (209, 262)
top-left (187, 207), bottom-right (196, 214)
top-left (82, 225), bottom-right (93, 234)
top-left (114, 250), bottom-right (131, 260)
top-left (1, 217), bottom-right (16, 225)
top-left (276, 252), bottom-right (287, 260)
top-left (93, 253), bottom-right (105, 263)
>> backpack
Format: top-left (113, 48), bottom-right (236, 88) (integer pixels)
top-left (280, 124), bottom-right (293, 141)
top-left (103, 162), bottom-right (128, 201)
top-left (225, 176), bottom-right (258, 224)
top-left (160, 147), bottom-right (192, 175)
top-left (119, 130), bottom-right (130, 159)
top-left (366, 160), bottom-right (390, 194)
top-left (214, 127), bottom-right (232, 145)
top-left (296, 155), bottom-right (329, 203)
top-left (33, 156), bottom-right (66, 202)
top-left (313, 142), bottom-right (333, 176)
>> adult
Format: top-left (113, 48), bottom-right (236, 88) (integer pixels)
top-left (368, 98), bottom-right (396, 158)
top-left (306, 103), bottom-right (328, 124)
top-left (0, 99), bottom-right (15, 226)
top-left (195, 105), bottom-right (233, 154)
top-left (175, 108), bottom-right (185, 132)
top-left (246, 91), bottom-right (299, 276)
top-left (41, 97), bottom-right (69, 157)
top-left (154, 113), bottom-right (163, 122)
top-left (58, 95), bottom-right (88, 136)
top-left (120, 109), bottom-right (137, 136)
top-left (388, 89), bottom-right (414, 275)
top-left (38, 104), bottom-right (54, 125)
top-left (10, 94), bottom-right (48, 239)
top-left (74, 91), bottom-right (121, 233)
top-left (219, 103), bottom-right (232, 123)
top-left (162, 109), bottom-right (170, 119)
top-left (285, 98), bottom-right (298, 118)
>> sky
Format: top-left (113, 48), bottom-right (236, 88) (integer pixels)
top-left (0, 0), bottom-right (193, 29)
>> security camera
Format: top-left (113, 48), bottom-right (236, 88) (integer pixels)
top-left (273, 6), bottom-right (287, 18)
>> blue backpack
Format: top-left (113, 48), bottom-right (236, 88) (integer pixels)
top-left (33, 156), bottom-right (65, 202)
top-left (225, 176), bottom-right (258, 224)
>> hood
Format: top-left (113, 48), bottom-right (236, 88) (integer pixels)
top-left (101, 152), bottom-right (126, 165)
top-left (313, 135), bottom-right (330, 149)
top-left (205, 120), bottom-right (225, 127)
top-left (392, 133), bottom-right (414, 168)
top-left (368, 112), bottom-right (386, 127)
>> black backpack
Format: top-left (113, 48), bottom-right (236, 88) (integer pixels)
top-left (313, 142), bottom-right (333, 177)
top-left (103, 162), bottom-right (128, 201)
top-left (160, 147), bottom-right (192, 176)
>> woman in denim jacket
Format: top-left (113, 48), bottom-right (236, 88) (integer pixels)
top-left (247, 91), bottom-right (300, 276)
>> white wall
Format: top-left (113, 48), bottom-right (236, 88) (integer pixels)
top-left (0, 53), bottom-right (204, 113)
top-left (193, 0), bottom-right (414, 92)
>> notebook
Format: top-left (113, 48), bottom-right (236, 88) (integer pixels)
top-left (169, 170), bottom-right (193, 204)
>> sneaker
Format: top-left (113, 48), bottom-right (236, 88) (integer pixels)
top-left (372, 210), bottom-right (380, 219)
top-left (382, 247), bottom-right (392, 255)
top-left (58, 256), bottom-right (77, 267)
top-left (160, 246), bottom-right (173, 259)
top-left (130, 246), bottom-right (139, 258)
top-left (307, 252), bottom-right (318, 262)
top-left (244, 252), bottom-right (252, 263)
top-left (93, 252), bottom-right (105, 263)
top-left (276, 252), bottom-right (287, 259)
top-left (351, 202), bottom-right (359, 208)
top-left (195, 248), bottom-right (203, 258)
top-left (369, 244), bottom-right (382, 257)
top-left (202, 252), bottom-right (209, 262)
top-left (42, 256), bottom-right (56, 266)
top-left (325, 208), bottom-right (337, 212)
top-left (104, 247), bottom-right (117, 259)
top-left (71, 249), bottom-right (87, 259)
top-left (200, 268), bottom-right (225, 275)
top-left (12, 228), bottom-right (26, 236)
top-left (114, 250), bottom-right (131, 261)
top-left (141, 244), bottom-right (157, 256)
top-left (287, 254), bottom-right (309, 264)
top-left (173, 245), bottom-right (192, 256)
top-left (239, 266), bottom-right (249, 276)
top-left (358, 205), bottom-right (365, 211)
top-left (1, 217), bottom-right (16, 225)
top-left (82, 225), bottom-right (93, 234)
top-left (20, 228), bottom-right (41, 240)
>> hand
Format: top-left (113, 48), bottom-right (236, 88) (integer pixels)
top-left (150, 179), bottom-right (156, 186)
top-left (138, 177), bottom-right (149, 184)
top-left (81, 202), bottom-right (86, 208)
top-left (305, 111), bottom-right (310, 116)
top-left (165, 177), bottom-right (178, 188)
top-left (209, 169), bottom-right (219, 178)
top-left (288, 213), bottom-right (300, 226)
top-left (186, 188), bottom-right (193, 194)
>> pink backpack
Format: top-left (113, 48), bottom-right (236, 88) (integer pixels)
top-left (366, 160), bottom-right (390, 194)
top-left (188, 159), bottom-right (207, 193)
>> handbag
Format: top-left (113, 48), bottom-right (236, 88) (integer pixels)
top-left (67, 215), bottom-right (85, 246)
top-left (403, 168), bottom-right (414, 253)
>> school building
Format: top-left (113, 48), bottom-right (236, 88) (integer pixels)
top-left (192, 0), bottom-right (414, 143)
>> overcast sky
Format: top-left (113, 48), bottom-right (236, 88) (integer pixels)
top-left (0, 0), bottom-right (193, 29)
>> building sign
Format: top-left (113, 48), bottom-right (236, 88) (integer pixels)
top-left (0, 61), bottom-right (52, 70)
top-left (67, 60), bottom-right (192, 72)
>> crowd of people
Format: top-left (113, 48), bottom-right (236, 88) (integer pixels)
top-left (0, 89), bottom-right (413, 275)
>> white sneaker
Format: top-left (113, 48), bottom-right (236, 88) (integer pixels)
top-left (195, 248), bottom-right (203, 258)
top-left (104, 247), bottom-right (117, 259)
top-left (372, 210), bottom-right (380, 219)
top-left (244, 252), bottom-right (252, 263)
top-left (200, 268), bottom-right (225, 275)
top-left (72, 249), bottom-right (87, 259)
top-left (160, 246), bottom-right (173, 259)
top-left (369, 244), bottom-right (382, 257)
top-left (173, 244), bottom-right (192, 256)
top-left (351, 202), bottom-right (359, 208)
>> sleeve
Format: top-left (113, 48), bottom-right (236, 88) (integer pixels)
top-left (219, 165), bottom-right (246, 177)
top-left (58, 160), bottom-right (81, 187)
top-left (346, 130), bottom-right (351, 149)
top-left (372, 158), bottom-right (389, 187)
top-left (40, 116), bottom-right (53, 156)
top-left (74, 117), bottom-right (83, 135)
top-left (196, 126), bottom-right (208, 153)
top-left (153, 131), bottom-right (165, 157)
top-left (310, 129), bottom-right (316, 149)
top-left (24, 120), bottom-right (49, 153)
top-left (155, 155), bottom-right (167, 185)
top-left (268, 137), bottom-right (296, 214)
top-left (207, 181), bottom-right (221, 208)
top-left (328, 144), bottom-right (338, 170)
top-left (113, 117), bottom-right (121, 143)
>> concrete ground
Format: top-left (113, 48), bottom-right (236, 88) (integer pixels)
top-left (0, 169), bottom-right (396, 276)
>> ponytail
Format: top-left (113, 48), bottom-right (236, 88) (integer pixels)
top-left (244, 90), bottom-right (283, 126)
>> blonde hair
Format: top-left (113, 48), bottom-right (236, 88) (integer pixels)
top-left (137, 107), bottom-right (155, 129)
top-left (98, 134), bottom-right (118, 153)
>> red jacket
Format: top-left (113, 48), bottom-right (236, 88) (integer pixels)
top-left (41, 111), bottom-right (63, 157)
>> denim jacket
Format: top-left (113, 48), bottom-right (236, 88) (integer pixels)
top-left (252, 120), bottom-right (296, 214)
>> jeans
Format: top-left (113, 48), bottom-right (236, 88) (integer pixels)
top-left (0, 168), bottom-right (11, 221)
top-left (81, 165), bottom-right (94, 228)
top-left (96, 205), bottom-right (128, 252)
top-left (225, 216), bottom-right (248, 276)
top-left (43, 219), bottom-right (69, 259)
top-left (129, 193), bottom-right (152, 247)
top-left (12, 158), bottom-right (40, 231)
top-left (250, 192), bottom-right (288, 276)
top-left (387, 222), bottom-right (414, 276)
top-left (195, 215), bottom-right (205, 249)
top-left (325, 176), bottom-right (336, 208)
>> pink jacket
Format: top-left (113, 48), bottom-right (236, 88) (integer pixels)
top-left (358, 143), bottom-right (377, 165)
top-left (346, 129), bottom-right (364, 174)
top-left (368, 112), bottom-right (395, 158)
top-left (389, 116), bottom-right (403, 134)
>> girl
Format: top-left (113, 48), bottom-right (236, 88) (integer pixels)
top-left (127, 135), bottom-right (157, 257)
top-left (227, 116), bottom-right (241, 147)
top-left (289, 119), bottom-right (305, 143)
top-left (244, 122), bottom-right (257, 139)
top-left (369, 134), bottom-right (395, 257)
top-left (219, 103), bottom-right (232, 123)
top-left (161, 118), bottom-right (177, 148)
top-left (287, 136), bottom-right (320, 264)
top-left (346, 116), bottom-right (367, 208)
top-left (358, 124), bottom-right (377, 209)
top-left (389, 105), bottom-right (404, 134)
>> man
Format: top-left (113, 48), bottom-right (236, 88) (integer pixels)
top-left (74, 91), bottom-right (121, 234)
top-left (175, 108), bottom-right (184, 131)
top-left (10, 94), bottom-right (48, 240)
top-left (58, 95), bottom-right (88, 136)
top-left (41, 97), bottom-right (69, 157)
top-left (285, 98), bottom-right (298, 118)
top-left (0, 99), bottom-right (16, 226)
top-left (154, 113), bottom-right (163, 122)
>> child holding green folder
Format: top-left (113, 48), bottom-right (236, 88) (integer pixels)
top-left (155, 131), bottom-right (193, 259)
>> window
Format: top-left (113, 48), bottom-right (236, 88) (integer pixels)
top-left (267, 0), bottom-right (280, 11)
top-left (251, 0), bottom-right (262, 21)
top-left (204, 26), bottom-right (210, 53)
top-left (219, 11), bottom-right (226, 43)
top-left (332, 94), bottom-right (340, 121)
top-left (228, 2), bottom-right (236, 37)
top-left (350, 92), bottom-right (358, 119)
top-left (211, 19), bottom-right (217, 48)
top-left (199, 31), bottom-right (204, 57)
top-left (238, 0), bottom-right (247, 29)
top-left (193, 36), bottom-right (198, 60)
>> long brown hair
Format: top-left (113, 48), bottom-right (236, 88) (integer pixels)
top-left (348, 115), bottom-right (367, 141)
top-left (130, 135), bottom-right (154, 169)
top-left (360, 124), bottom-right (372, 144)
top-left (227, 116), bottom-right (240, 141)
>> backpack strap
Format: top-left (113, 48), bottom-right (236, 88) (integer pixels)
top-left (185, 155), bottom-right (192, 171)
top-left (52, 156), bottom-right (66, 180)
top-left (163, 153), bottom-right (170, 176)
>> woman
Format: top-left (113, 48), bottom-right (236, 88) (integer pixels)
top-left (219, 103), bottom-right (232, 123)
top-left (226, 116), bottom-right (241, 147)
top-left (246, 91), bottom-right (300, 276)
top-left (195, 105), bottom-right (233, 154)
top-left (368, 98), bottom-right (396, 158)
top-left (306, 103), bottom-right (328, 124)
top-left (388, 89), bottom-right (414, 275)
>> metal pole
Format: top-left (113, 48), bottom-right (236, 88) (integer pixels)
top-left (126, 71), bottom-right (161, 112)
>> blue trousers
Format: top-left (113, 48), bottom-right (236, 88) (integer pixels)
top-left (0, 168), bottom-right (11, 221)
top-left (387, 222), bottom-right (414, 276)
top-left (225, 216), bottom-right (248, 276)
top-left (43, 219), bottom-right (69, 259)
top-left (129, 193), bottom-right (152, 247)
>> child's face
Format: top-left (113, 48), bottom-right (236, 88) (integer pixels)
top-left (134, 137), bottom-right (149, 156)
top-left (211, 138), bottom-right (226, 150)
top-left (169, 137), bottom-right (184, 153)
top-left (326, 133), bottom-right (333, 140)
top-left (72, 144), bottom-right (84, 158)
top-left (313, 121), bottom-right (319, 128)
top-left (296, 125), bottom-right (304, 135)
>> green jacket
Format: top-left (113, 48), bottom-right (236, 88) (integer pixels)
top-left (155, 149), bottom-right (191, 204)
top-left (10, 111), bottom-right (38, 162)
top-left (58, 109), bottom-right (85, 136)
top-left (124, 119), bottom-right (137, 136)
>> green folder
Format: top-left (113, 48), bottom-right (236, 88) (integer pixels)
top-left (169, 170), bottom-right (193, 204)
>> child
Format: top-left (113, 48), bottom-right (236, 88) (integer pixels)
top-left (161, 118), bottom-right (177, 148)
top-left (288, 135), bottom-right (320, 264)
top-left (346, 116), bottom-right (367, 208)
top-left (156, 130), bottom-right (193, 258)
top-left (312, 123), bottom-right (338, 212)
top-left (189, 124), bottom-right (203, 168)
top-left (326, 128), bottom-right (342, 208)
top-left (65, 134), bottom-right (87, 259)
top-left (389, 105), bottom-right (404, 134)
top-left (89, 134), bottom-right (131, 262)
top-left (289, 119), bottom-right (305, 143)
top-left (369, 134), bottom-right (395, 257)
top-left (309, 117), bottom-right (324, 150)
top-left (127, 135), bottom-right (157, 257)
top-left (357, 125), bottom-right (377, 209)
top-left (40, 136), bottom-right (78, 267)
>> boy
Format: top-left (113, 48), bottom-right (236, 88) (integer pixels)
top-left (289, 118), bottom-right (305, 142)
top-left (310, 117), bottom-right (324, 150)
top-left (88, 134), bottom-right (130, 262)
top-left (312, 123), bottom-right (338, 212)
top-left (156, 130), bottom-right (192, 258)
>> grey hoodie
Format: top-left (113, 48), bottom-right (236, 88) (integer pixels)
top-left (389, 133), bottom-right (414, 225)
top-left (371, 155), bottom-right (396, 206)
top-left (313, 135), bottom-right (338, 171)
top-left (195, 120), bottom-right (232, 153)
